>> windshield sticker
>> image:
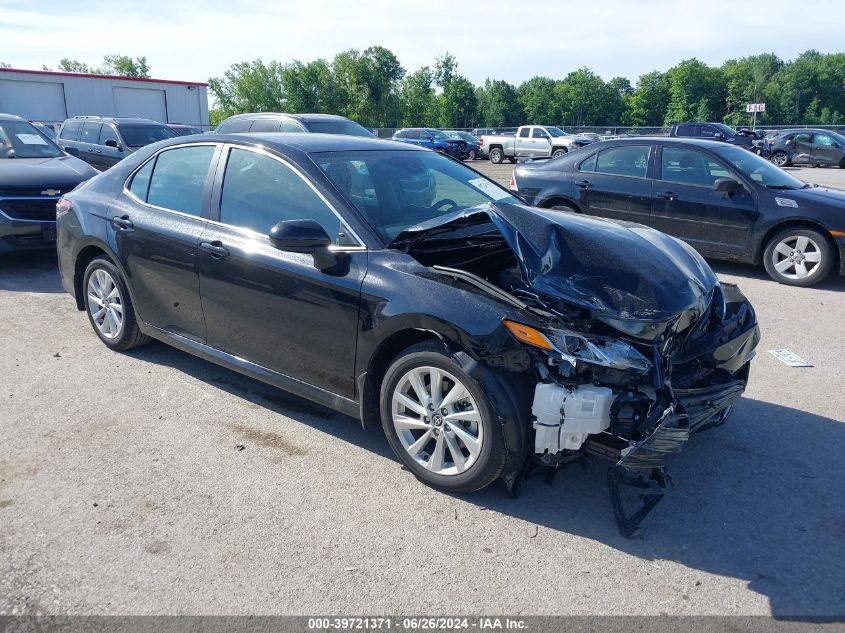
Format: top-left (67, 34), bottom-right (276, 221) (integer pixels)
top-left (468, 177), bottom-right (510, 201)
top-left (16, 133), bottom-right (49, 146)
top-left (775, 197), bottom-right (798, 208)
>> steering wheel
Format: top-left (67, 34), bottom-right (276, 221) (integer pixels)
top-left (430, 198), bottom-right (459, 213)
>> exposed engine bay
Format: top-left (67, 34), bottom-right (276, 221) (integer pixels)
top-left (392, 202), bottom-right (760, 536)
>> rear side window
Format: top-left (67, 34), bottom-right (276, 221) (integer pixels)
top-left (249, 118), bottom-right (278, 132)
top-left (674, 124), bottom-right (696, 137)
top-left (595, 145), bottom-right (651, 178)
top-left (144, 145), bottom-right (216, 216)
top-left (278, 119), bottom-right (305, 132)
top-left (217, 119), bottom-right (251, 134)
top-left (80, 122), bottom-right (102, 143)
top-left (219, 148), bottom-right (342, 240)
top-left (519, 128), bottom-right (530, 138)
top-left (794, 133), bottom-right (811, 143)
top-left (59, 121), bottom-right (82, 141)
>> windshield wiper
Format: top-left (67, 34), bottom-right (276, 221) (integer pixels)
top-left (765, 185), bottom-right (797, 190)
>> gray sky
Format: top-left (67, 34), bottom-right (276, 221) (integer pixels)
top-left (2, 0), bottom-right (843, 85)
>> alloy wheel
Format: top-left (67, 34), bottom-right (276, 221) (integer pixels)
top-left (391, 366), bottom-right (483, 476)
top-left (770, 234), bottom-right (823, 281)
top-left (772, 152), bottom-right (788, 167)
top-left (87, 268), bottom-right (124, 339)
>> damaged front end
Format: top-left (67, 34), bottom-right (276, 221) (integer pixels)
top-left (393, 203), bottom-right (760, 536)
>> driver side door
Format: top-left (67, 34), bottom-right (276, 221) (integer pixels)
top-left (197, 145), bottom-right (367, 398)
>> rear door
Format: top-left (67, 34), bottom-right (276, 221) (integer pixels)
top-left (574, 144), bottom-right (653, 223)
top-left (650, 145), bottom-right (757, 256)
top-left (110, 143), bottom-right (220, 341)
top-left (197, 145), bottom-right (367, 397)
top-left (514, 127), bottom-right (532, 156)
top-left (789, 132), bottom-right (813, 164)
top-left (78, 122), bottom-right (103, 168)
top-left (57, 120), bottom-right (83, 156)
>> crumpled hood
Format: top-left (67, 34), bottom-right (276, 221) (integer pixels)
top-left (0, 155), bottom-right (98, 190)
top-left (392, 202), bottom-right (718, 322)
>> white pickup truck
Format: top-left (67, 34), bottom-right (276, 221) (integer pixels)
top-left (479, 126), bottom-right (594, 163)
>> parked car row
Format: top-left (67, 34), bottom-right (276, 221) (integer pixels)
top-left (480, 125), bottom-right (595, 163)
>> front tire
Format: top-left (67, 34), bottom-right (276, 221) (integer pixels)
top-left (489, 147), bottom-right (504, 164)
top-left (762, 228), bottom-right (834, 286)
top-left (83, 256), bottom-right (150, 350)
top-left (552, 147), bottom-right (568, 159)
top-left (467, 149), bottom-right (477, 161)
top-left (380, 342), bottom-right (507, 493)
top-left (771, 151), bottom-right (790, 167)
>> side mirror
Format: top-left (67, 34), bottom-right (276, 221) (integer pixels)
top-left (63, 146), bottom-right (79, 157)
top-left (269, 219), bottom-right (337, 270)
top-left (714, 178), bottom-right (741, 195)
top-left (714, 132), bottom-right (725, 140)
top-left (104, 139), bottom-right (123, 151)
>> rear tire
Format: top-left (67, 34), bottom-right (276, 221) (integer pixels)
top-left (549, 201), bottom-right (579, 214)
top-left (489, 148), bottom-right (504, 164)
top-left (380, 342), bottom-right (508, 493)
top-left (762, 228), bottom-right (834, 287)
top-left (83, 256), bottom-right (151, 350)
top-left (771, 151), bottom-right (790, 167)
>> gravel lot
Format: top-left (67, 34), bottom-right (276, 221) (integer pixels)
top-left (1, 165), bottom-right (844, 618)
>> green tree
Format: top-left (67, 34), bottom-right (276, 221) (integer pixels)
top-left (624, 71), bottom-right (670, 126)
top-left (663, 58), bottom-right (726, 125)
top-left (279, 59), bottom-right (339, 113)
top-left (102, 55), bottom-right (150, 78)
top-left (58, 58), bottom-right (99, 73)
top-left (208, 59), bottom-right (285, 116)
top-left (0, 61), bottom-right (11, 68)
top-left (517, 76), bottom-right (559, 124)
top-left (331, 47), bottom-right (404, 127)
top-left (399, 66), bottom-right (438, 127)
top-left (555, 68), bottom-right (608, 126)
top-left (476, 79), bottom-right (524, 127)
top-left (439, 76), bottom-right (477, 128)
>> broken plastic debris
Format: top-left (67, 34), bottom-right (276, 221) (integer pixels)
top-left (767, 349), bottom-right (812, 367)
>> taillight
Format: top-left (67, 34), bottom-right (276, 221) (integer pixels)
top-left (479, 138), bottom-right (484, 147)
top-left (56, 197), bottom-right (72, 218)
top-left (509, 173), bottom-right (518, 191)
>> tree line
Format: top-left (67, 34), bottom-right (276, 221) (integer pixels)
top-left (6, 49), bottom-right (844, 129)
top-left (207, 48), bottom-right (845, 129)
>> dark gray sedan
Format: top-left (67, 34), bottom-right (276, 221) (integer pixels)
top-left (768, 128), bottom-right (845, 168)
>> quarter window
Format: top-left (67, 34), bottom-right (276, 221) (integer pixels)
top-left (128, 158), bottom-right (154, 200)
top-left (144, 145), bottom-right (215, 215)
top-left (595, 145), bottom-right (651, 178)
top-left (59, 121), bottom-right (82, 141)
top-left (579, 153), bottom-right (597, 172)
top-left (219, 148), bottom-right (343, 242)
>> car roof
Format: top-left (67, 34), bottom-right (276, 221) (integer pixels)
top-left (62, 116), bottom-right (164, 126)
top-left (775, 128), bottom-right (840, 134)
top-left (177, 132), bottom-right (421, 153)
top-left (590, 137), bottom-right (734, 149)
top-left (221, 112), bottom-right (353, 123)
top-left (0, 112), bottom-right (26, 122)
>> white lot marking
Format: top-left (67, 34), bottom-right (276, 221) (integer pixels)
top-left (768, 349), bottom-right (813, 367)
top-left (159, 375), bottom-right (212, 405)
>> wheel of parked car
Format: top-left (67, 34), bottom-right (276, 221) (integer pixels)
top-left (380, 341), bottom-right (508, 493)
top-left (762, 228), bottom-right (834, 287)
top-left (552, 148), bottom-right (568, 159)
top-left (83, 257), bottom-right (151, 350)
top-left (467, 149), bottom-right (477, 161)
top-left (549, 201), bottom-right (579, 214)
top-left (770, 151), bottom-right (790, 167)
top-left (489, 148), bottom-right (504, 164)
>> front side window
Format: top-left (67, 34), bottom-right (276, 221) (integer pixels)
top-left (220, 148), bottom-right (344, 241)
top-left (99, 125), bottom-right (119, 146)
top-left (699, 125), bottom-right (719, 138)
top-left (144, 145), bottom-right (215, 215)
top-left (814, 134), bottom-right (835, 146)
top-left (531, 128), bottom-right (549, 139)
top-left (595, 145), bottom-right (651, 178)
top-left (119, 125), bottom-right (176, 148)
top-left (660, 147), bottom-right (728, 186)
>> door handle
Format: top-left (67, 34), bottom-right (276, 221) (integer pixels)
top-left (200, 241), bottom-right (230, 259)
top-left (659, 191), bottom-right (678, 201)
top-left (111, 215), bottom-right (134, 230)
top-left (576, 180), bottom-right (592, 188)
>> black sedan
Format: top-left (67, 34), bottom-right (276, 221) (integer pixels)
top-left (56, 133), bottom-right (759, 536)
top-left (513, 137), bottom-right (845, 286)
top-left (0, 113), bottom-right (98, 253)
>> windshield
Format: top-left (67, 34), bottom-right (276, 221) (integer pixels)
top-left (307, 120), bottom-right (374, 137)
top-left (119, 125), bottom-right (177, 147)
top-left (0, 120), bottom-right (64, 158)
top-left (544, 127), bottom-right (568, 137)
top-left (713, 145), bottom-right (807, 189)
top-left (314, 149), bottom-right (520, 243)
